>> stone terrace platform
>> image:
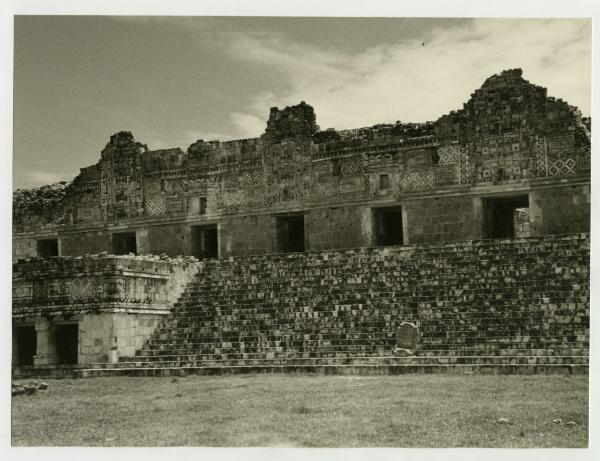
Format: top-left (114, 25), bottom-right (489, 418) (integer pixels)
top-left (77, 233), bottom-right (590, 377)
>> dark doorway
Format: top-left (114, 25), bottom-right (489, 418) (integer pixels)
top-left (276, 214), bottom-right (305, 253)
top-left (37, 239), bottom-right (59, 257)
top-left (191, 225), bottom-right (219, 259)
top-left (483, 195), bottom-right (529, 239)
top-left (55, 324), bottom-right (78, 365)
top-left (14, 326), bottom-right (36, 366)
top-left (373, 207), bottom-right (404, 246)
top-left (112, 232), bottom-right (137, 255)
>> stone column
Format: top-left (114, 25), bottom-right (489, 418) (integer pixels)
top-left (109, 335), bottom-right (118, 364)
top-left (33, 318), bottom-right (57, 366)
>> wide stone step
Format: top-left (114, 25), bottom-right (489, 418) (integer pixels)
top-left (122, 347), bottom-right (589, 362)
top-left (92, 355), bottom-right (589, 369)
top-left (76, 362), bottom-right (589, 378)
top-left (160, 317), bottom-right (589, 330)
top-left (180, 285), bottom-right (589, 292)
top-left (142, 332), bottom-right (589, 345)
top-left (134, 341), bottom-right (590, 357)
top-left (159, 312), bottom-right (590, 321)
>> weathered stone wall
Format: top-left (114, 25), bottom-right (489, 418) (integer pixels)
top-left (141, 223), bottom-right (188, 256)
top-left (220, 214), bottom-right (276, 257)
top-left (12, 254), bottom-right (200, 372)
top-left (134, 233), bottom-right (589, 362)
top-left (404, 195), bottom-right (482, 244)
top-left (262, 101), bottom-right (319, 144)
top-left (12, 254), bottom-right (199, 318)
top-left (13, 183), bottom-right (591, 259)
top-left (60, 230), bottom-right (113, 256)
top-left (12, 69), bottom-right (591, 257)
top-left (531, 184), bottom-right (591, 235)
top-left (79, 313), bottom-right (163, 364)
top-left (13, 237), bottom-right (39, 260)
top-left (306, 205), bottom-right (371, 250)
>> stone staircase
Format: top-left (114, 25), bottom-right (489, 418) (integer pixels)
top-left (77, 233), bottom-right (590, 377)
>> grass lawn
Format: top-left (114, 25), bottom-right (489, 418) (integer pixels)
top-left (11, 374), bottom-right (588, 447)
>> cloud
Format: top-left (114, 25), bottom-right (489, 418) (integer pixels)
top-left (18, 170), bottom-right (67, 186)
top-left (224, 19), bottom-right (591, 130)
top-left (178, 130), bottom-right (237, 146)
top-left (229, 112), bottom-right (267, 139)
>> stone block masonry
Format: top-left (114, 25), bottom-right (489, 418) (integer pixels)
top-left (80, 233), bottom-right (589, 376)
top-left (13, 254), bottom-right (199, 317)
top-left (79, 313), bottom-right (163, 364)
top-left (404, 195), bottom-right (481, 244)
top-left (12, 254), bottom-right (200, 376)
top-left (10, 67), bottom-right (591, 377)
top-left (12, 69), bottom-right (590, 259)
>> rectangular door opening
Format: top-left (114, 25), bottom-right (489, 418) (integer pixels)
top-left (14, 325), bottom-right (37, 366)
top-left (37, 238), bottom-right (59, 257)
top-left (373, 207), bottom-right (404, 246)
top-left (112, 231), bottom-right (137, 255)
top-left (276, 214), bottom-right (305, 253)
top-left (483, 195), bottom-right (530, 239)
top-left (191, 225), bottom-right (219, 259)
top-left (55, 324), bottom-right (79, 365)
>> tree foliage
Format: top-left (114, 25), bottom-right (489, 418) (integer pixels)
top-left (13, 182), bottom-right (70, 227)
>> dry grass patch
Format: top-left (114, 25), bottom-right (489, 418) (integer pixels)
top-left (11, 374), bottom-right (588, 447)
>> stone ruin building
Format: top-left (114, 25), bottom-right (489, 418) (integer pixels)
top-left (12, 69), bottom-right (591, 377)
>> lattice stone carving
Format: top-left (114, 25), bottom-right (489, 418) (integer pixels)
top-left (399, 170), bottom-right (434, 190)
top-left (340, 156), bottom-right (363, 176)
top-left (437, 145), bottom-right (459, 166)
top-left (548, 158), bottom-right (576, 177)
top-left (220, 190), bottom-right (249, 208)
top-left (146, 196), bottom-right (166, 216)
top-left (458, 147), bottom-right (473, 184)
top-left (534, 136), bottom-right (547, 176)
top-left (298, 175), bottom-right (315, 199)
top-left (172, 179), bottom-right (188, 194)
top-left (313, 181), bottom-right (339, 198)
top-left (239, 169), bottom-right (263, 186)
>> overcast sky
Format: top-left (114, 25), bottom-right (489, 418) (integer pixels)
top-left (13, 16), bottom-right (591, 189)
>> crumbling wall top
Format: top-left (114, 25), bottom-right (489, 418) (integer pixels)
top-left (262, 101), bottom-right (319, 144)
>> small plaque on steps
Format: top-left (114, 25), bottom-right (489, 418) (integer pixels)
top-left (397, 322), bottom-right (418, 352)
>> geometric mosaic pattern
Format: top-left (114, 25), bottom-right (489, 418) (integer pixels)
top-left (146, 196), bottom-right (166, 216)
top-left (534, 136), bottom-right (547, 177)
top-left (239, 169), bottom-right (264, 186)
top-left (458, 147), bottom-right (473, 184)
top-left (172, 179), bottom-right (189, 194)
top-left (437, 145), bottom-right (460, 166)
top-left (297, 175), bottom-right (316, 199)
top-left (548, 158), bottom-right (576, 177)
top-left (399, 170), bottom-right (434, 190)
top-left (340, 156), bottom-right (363, 176)
top-left (312, 181), bottom-right (339, 198)
top-left (220, 190), bottom-right (250, 208)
